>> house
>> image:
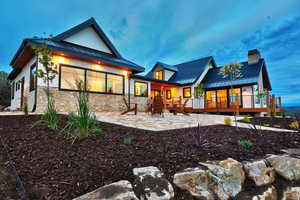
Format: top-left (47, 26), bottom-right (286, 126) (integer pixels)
top-left (7, 18), bottom-right (281, 115)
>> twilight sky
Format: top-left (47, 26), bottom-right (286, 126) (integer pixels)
top-left (0, 0), bottom-right (300, 106)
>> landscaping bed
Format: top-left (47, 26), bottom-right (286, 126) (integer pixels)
top-left (240, 116), bottom-right (299, 130)
top-left (0, 115), bottom-right (300, 200)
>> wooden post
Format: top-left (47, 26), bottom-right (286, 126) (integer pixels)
top-left (272, 95), bottom-right (276, 114)
top-left (278, 96), bottom-right (282, 113)
top-left (134, 104), bottom-right (137, 115)
top-left (266, 94), bottom-right (271, 116)
top-left (179, 96), bottom-right (182, 107)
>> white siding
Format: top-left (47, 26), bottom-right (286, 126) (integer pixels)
top-left (64, 27), bottom-right (112, 54)
top-left (10, 58), bottom-right (37, 110)
top-left (242, 86), bottom-right (253, 108)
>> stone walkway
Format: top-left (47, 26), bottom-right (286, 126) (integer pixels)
top-left (94, 112), bottom-right (293, 132)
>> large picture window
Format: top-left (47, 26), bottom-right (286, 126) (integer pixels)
top-left (107, 74), bottom-right (123, 94)
top-left (61, 66), bottom-right (85, 90)
top-left (183, 87), bottom-right (191, 98)
top-left (59, 65), bottom-right (124, 95)
top-left (86, 71), bottom-right (106, 92)
top-left (134, 81), bottom-right (148, 97)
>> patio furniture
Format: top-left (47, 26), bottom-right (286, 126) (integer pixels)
top-left (121, 97), bottom-right (137, 115)
top-left (171, 99), bottom-right (189, 116)
top-left (152, 96), bottom-right (164, 116)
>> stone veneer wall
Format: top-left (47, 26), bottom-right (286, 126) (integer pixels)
top-left (35, 86), bottom-right (148, 113)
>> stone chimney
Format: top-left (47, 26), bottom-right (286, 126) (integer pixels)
top-left (248, 49), bottom-right (261, 64)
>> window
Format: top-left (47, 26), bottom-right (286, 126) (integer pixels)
top-left (183, 87), bottom-right (191, 98)
top-left (134, 81), bottom-right (148, 97)
top-left (11, 82), bottom-right (15, 99)
top-left (86, 71), bottom-right (106, 92)
top-left (107, 74), bottom-right (124, 94)
top-left (229, 88), bottom-right (241, 106)
top-left (166, 90), bottom-right (171, 99)
top-left (30, 64), bottom-right (37, 91)
top-left (155, 71), bottom-right (163, 80)
top-left (60, 66), bottom-right (85, 90)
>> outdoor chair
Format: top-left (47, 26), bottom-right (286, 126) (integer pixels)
top-left (152, 96), bottom-right (164, 116)
top-left (121, 97), bottom-right (137, 115)
top-left (172, 99), bottom-right (190, 116)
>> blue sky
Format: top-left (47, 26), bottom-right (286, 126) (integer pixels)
top-left (0, 0), bottom-right (300, 106)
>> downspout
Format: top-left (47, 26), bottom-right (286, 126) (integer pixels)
top-left (32, 62), bottom-right (38, 112)
top-left (128, 74), bottom-right (131, 109)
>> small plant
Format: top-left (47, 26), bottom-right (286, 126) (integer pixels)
top-left (274, 124), bottom-right (281, 128)
top-left (238, 140), bottom-right (253, 148)
top-left (123, 138), bottom-right (133, 145)
top-left (224, 117), bottom-right (232, 126)
top-left (61, 81), bottom-right (101, 143)
top-left (263, 123), bottom-right (270, 127)
top-left (289, 121), bottom-right (299, 129)
top-left (242, 115), bottom-right (250, 123)
top-left (192, 124), bottom-right (207, 147)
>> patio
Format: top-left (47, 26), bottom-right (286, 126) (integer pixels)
top-left (95, 112), bottom-right (292, 132)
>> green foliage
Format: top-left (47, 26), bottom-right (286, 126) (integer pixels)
top-left (263, 123), bottom-right (270, 127)
top-left (32, 37), bottom-right (58, 102)
top-left (219, 62), bottom-right (242, 81)
top-left (256, 89), bottom-right (268, 100)
top-left (289, 121), bottom-right (299, 129)
top-left (224, 117), bottom-right (232, 126)
top-left (242, 115), bottom-right (250, 123)
top-left (194, 83), bottom-right (205, 98)
top-left (123, 138), bottom-right (133, 145)
top-left (274, 124), bottom-right (281, 128)
top-left (237, 140), bottom-right (253, 148)
top-left (61, 81), bottom-right (101, 144)
top-left (0, 71), bottom-right (10, 107)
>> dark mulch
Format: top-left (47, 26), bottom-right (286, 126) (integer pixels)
top-left (0, 115), bottom-right (300, 200)
top-left (0, 140), bottom-right (20, 200)
top-left (240, 117), bottom-right (299, 130)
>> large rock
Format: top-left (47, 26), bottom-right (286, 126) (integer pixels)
top-left (252, 186), bottom-right (277, 200)
top-left (173, 167), bottom-right (214, 200)
top-left (133, 166), bottom-right (174, 200)
top-left (200, 158), bottom-right (245, 200)
top-left (73, 180), bottom-right (139, 200)
top-left (266, 155), bottom-right (300, 181)
top-left (281, 149), bottom-right (300, 158)
top-left (243, 160), bottom-right (275, 186)
top-left (282, 187), bottom-right (300, 200)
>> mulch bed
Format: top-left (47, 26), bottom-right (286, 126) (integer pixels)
top-left (240, 117), bottom-right (299, 130)
top-left (0, 115), bottom-right (300, 200)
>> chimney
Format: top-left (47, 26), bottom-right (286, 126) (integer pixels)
top-left (248, 49), bottom-right (261, 64)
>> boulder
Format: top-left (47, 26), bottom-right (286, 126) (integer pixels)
top-left (281, 149), bottom-right (300, 158)
top-left (72, 180), bottom-right (138, 200)
top-left (133, 166), bottom-right (174, 200)
top-left (252, 186), bottom-right (277, 200)
top-left (243, 160), bottom-right (275, 186)
top-left (282, 187), bottom-right (300, 200)
top-left (173, 167), bottom-right (214, 200)
top-left (200, 158), bottom-right (245, 200)
top-left (266, 155), bottom-right (300, 181)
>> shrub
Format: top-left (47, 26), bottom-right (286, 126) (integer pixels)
top-left (238, 140), bottom-right (253, 148)
top-left (224, 117), bottom-right (232, 126)
top-left (242, 115), bottom-right (250, 123)
top-left (274, 124), bottom-right (281, 128)
top-left (289, 121), bottom-right (299, 129)
top-left (263, 123), bottom-right (270, 127)
top-left (61, 81), bottom-right (101, 143)
top-left (192, 124), bottom-right (207, 147)
top-left (123, 138), bottom-right (133, 145)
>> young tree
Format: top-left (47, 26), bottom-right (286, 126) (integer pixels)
top-left (32, 37), bottom-right (58, 104)
top-left (194, 83), bottom-right (205, 98)
top-left (219, 62), bottom-right (242, 128)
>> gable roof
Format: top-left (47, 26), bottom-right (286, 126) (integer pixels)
top-left (156, 62), bottom-right (178, 72)
top-left (134, 56), bottom-right (215, 85)
top-left (53, 18), bottom-right (122, 58)
top-left (202, 59), bottom-right (272, 90)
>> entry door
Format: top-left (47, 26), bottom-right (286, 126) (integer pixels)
top-left (20, 77), bottom-right (25, 109)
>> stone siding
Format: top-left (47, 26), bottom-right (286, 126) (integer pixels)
top-left (35, 86), bottom-right (148, 113)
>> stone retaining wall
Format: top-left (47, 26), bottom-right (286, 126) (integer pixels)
top-left (35, 86), bottom-right (148, 113)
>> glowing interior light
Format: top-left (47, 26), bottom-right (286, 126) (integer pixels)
top-left (58, 57), bottom-right (65, 64)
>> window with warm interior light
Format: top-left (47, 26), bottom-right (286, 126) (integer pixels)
top-left (229, 88), bottom-right (241, 106)
top-left (60, 66), bottom-right (85, 90)
top-left (183, 87), bottom-right (191, 98)
top-left (107, 74), bottom-right (123, 94)
top-left (166, 90), bottom-right (171, 99)
top-left (134, 81), bottom-right (148, 97)
top-left (86, 71), bottom-right (106, 92)
top-left (155, 71), bottom-right (163, 80)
